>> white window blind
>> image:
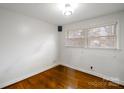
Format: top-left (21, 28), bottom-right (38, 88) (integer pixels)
top-left (64, 23), bottom-right (117, 49)
top-left (65, 29), bottom-right (86, 47)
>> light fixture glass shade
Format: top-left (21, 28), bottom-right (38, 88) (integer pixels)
top-left (63, 4), bottom-right (73, 16)
top-left (64, 10), bottom-right (72, 16)
top-left (58, 3), bottom-right (78, 16)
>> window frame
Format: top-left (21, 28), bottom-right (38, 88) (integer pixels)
top-left (64, 29), bottom-right (86, 48)
top-left (64, 23), bottom-right (118, 50)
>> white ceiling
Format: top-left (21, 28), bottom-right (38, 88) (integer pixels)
top-left (0, 3), bottom-right (124, 25)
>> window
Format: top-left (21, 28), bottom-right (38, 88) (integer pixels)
top-left (64, 29), bottom-right (86, 47)
top-left (87, 25), bottom-right (116, 49)
top-left (64, 24), bottom-right (117, 49)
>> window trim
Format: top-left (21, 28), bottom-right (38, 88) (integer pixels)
top-left (64, 22), bottom-right (119, 50)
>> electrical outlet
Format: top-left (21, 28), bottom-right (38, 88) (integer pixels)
top-left (90, 66), bottom-right (93, 70)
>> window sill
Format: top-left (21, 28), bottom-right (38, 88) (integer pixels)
top-left (64, 45), bottom-right (121, 51)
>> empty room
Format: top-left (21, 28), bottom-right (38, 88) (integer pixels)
top-left (0, 2), bottom-right (124, 90)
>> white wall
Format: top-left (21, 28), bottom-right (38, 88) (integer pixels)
top-left (0, 8), bottom-right (59, 88)
top-left (60, 11), bottom-right (124, 85)
top-left (0, 7), bottom-right (124, 88)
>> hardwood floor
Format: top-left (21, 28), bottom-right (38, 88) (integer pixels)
top-left (4, 65), bottom-right (124, 89)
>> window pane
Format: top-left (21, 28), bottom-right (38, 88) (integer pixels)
top-left (64, 24), bottom-right (116, 49)
top-left (64, 38), bottom-right (85, 47)
top-left (88, 25), bottom-right (115, 37)
top-left (64, 29), bottom-right (85, 47)
top-left (68, 30), bottom-right (83, 38)
top-left (88, 37), bottom-right (116, 48)
top-left (105, 25), bottom-right (115, 35)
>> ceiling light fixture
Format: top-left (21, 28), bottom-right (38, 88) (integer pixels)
top-left (63, 4), bottom-right (73, 16)
top-left (58, 3), bottom-right (78, 16)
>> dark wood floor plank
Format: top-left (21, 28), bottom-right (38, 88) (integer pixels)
top-left (3, 65), bottom-right (124, 89)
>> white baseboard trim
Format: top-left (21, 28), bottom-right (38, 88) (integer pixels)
top-left (1, 63), bottom-right (123, 88)
top-left (60, 63), bottom-right (124, 86)
top-left (0, 63), bottom-right (59, 89)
